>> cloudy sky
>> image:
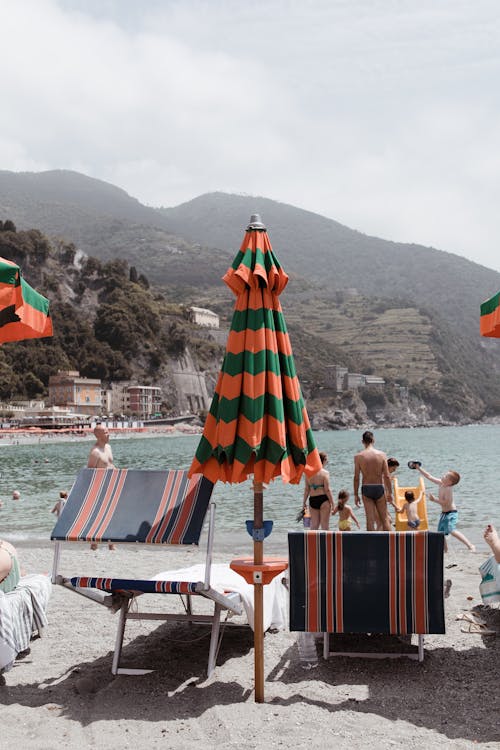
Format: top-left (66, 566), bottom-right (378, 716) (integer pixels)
top-left (1, 0), bottom-right (499, 271)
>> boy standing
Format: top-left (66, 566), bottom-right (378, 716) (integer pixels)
top-left (414, 465), bottom-right (475, 552)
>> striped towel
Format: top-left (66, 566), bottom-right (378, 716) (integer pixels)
top-left (0, 574), bottom-right (52, 672)
top-left (480, 556), bottom-right (500, 605)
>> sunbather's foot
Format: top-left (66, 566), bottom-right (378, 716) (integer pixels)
top-left (484, 524), bottom-right (500, 562)
top-left (108, 543), bottom-right (116, 551)
top-left (90, 542), bottom-right (98, 551)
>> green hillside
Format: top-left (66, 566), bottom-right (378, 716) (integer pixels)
top-left (1, 170), bottom-right (499, 422)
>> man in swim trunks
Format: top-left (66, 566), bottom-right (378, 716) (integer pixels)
top-left (353, 430), bottom-right (393, 531)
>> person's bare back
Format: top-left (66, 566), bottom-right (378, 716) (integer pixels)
top-left (353, 430), bottom-right (392, 531)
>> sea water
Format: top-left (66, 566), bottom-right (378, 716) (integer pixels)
top-left (0, 425), bottom-right (498, 547)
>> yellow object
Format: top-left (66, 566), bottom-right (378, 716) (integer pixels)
top-left (393, 476), bottom-right (429, 531)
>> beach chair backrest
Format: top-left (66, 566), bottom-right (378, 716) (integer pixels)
top-left (51, 469), bottom-right (213, 545)
top-left (288, 531), bottom-right (445, 635)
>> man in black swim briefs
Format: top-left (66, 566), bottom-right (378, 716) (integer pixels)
top-left (353, 430), bottom-right (393, 531)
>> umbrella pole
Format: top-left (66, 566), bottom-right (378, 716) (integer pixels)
top-left (253, 480), bottom-right (264, 703)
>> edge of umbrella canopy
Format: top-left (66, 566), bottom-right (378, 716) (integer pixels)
top-left (0, 257), bottom-right (53, 344)
top-left (189, 223), bottom-right (322, 485)
top-left (480, 291), bottom-right (500, 338)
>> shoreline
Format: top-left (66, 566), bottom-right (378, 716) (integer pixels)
top-left (0, 423), bottom-right (202, 447)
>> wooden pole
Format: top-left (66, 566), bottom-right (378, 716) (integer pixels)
top-left (253, 480), bottom-right (264, 703)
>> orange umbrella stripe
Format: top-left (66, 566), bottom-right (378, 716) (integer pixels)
top-left (214, 371), bottom-right (299, 402)
top-left (225, 329), bottom-right (293, 357)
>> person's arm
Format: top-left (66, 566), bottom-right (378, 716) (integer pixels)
top-left (303, 478), bottom-right (310, 509)
top-left (428, 492), bottom-right (444, 507)
top-left (324, 472), bottom-right (335, 512)
top-left (354, 457), bottom-right (361, 507)
top-left (349, 507), bottom-right (361, 528)
top-left (395, 503), bottom-right (406, 515)
top-left (382, 459), bottom-right (394, 504)
top-left (417, 467), bottom-right (441, 485)
top-left (332, 503), bottom-right (339, 516)
top-left (87, 448), bottom-right (99, 469)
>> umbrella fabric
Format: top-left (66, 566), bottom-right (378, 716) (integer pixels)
top-left (189, 227), bottom-right (321, 484)
top-left (480, 291), bottom-right (500, 338)
top-left (0, 257), bottom-right (53, 344)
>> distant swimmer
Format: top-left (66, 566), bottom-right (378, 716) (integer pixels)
top-left (353, 430), bottom-right (393, 531)
top-left (12, 490), bottom-right (21, 501)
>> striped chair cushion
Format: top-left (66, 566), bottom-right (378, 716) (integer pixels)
top-left (288, 531), bottom-right (445, 634)
top-left (51, 469), bottom-right (213, 545)
top-left (70, 577), bottom-right (200, 595)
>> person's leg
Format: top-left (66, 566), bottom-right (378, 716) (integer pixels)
top-left (374, 497), bottom-right (392, 531)
top-left (319, 502), bottom-right (331, 530)
top-left (309, 508), bottom-right (320, 530)
top-left (450, 529), bottom-right (475, 551)
top-left (484, 524), bottom-right (500, 562)
top-left (362, 497), bottom-right (377, 531)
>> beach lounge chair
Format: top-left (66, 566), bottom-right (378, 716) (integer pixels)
top-left (51, 468), bottom-right (243, 676)
top-left (393, 476), bottom-right (429, 531)
top-left (288, 531), bottom-right (445, 662)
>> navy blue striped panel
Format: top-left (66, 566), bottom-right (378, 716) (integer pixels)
top-left (51, 469), bottom-right (213, 545)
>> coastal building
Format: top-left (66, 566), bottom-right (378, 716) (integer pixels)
top-left (127, 385), bottom-right (162, 418)
top-left (188, 306), bottom-right (220, 329)
top-left (48, 370), bottom-right (102, 416)
top-left (105, 382), bottom-right (162, 419)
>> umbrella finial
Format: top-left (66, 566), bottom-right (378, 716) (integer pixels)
top-left (247, 214), bottom-right (266, 231)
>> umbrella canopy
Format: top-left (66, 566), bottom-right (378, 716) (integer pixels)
top-left (189, 214), bottom-right (321, 703)
top-left (0, 257), bottom-right (53, 344)
top-left (480, 291), bottom-right (500, 338)
top-left (189, 216), bottom-right (321, 484)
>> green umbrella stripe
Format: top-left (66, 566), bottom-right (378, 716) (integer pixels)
top-left (230, 307), bottom-right (288, 333)
top-left (20, 278), bottom-right (51, 314)
top-left (194, 431), bottom-right (309, 468)
top-left (231, 244), bottom-right (284, 276)
top-left (481, 292), bottom-right (500, 316)
top-left (211, 392), bottom-right (307, 426)
top-left (222, 350), bottom-right (297, 378)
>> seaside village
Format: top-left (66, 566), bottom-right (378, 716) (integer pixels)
top-left (0, 304), bottom-right (389, 431)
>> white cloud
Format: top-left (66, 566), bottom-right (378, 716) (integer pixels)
top-left (0, 0), bottom-right (499, 271)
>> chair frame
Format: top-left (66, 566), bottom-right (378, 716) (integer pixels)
top-left (51, 470), bottom-right (243, 677)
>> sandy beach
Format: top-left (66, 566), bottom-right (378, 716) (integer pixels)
top-left (1, 539), bottom-right (498, 750)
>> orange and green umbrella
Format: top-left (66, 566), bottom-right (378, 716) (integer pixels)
top-left (0, 257), bottom-right (53, 344)
top-left (480, 291), bottom-right (500, 338)
top-left (189, 214), bottom-right (321, 701)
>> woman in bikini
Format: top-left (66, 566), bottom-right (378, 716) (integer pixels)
top-left (302, 451), bottom-right (334, 530)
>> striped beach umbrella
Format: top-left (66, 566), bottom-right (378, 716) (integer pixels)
top-left (480, 291), bottom-right (500, 338)
top-left (189, 214), bottom-right (321, 701)
top-left (0, 257), bottom-right (53, 344)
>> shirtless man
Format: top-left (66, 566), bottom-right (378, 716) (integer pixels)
top-left (87, 424), bottom-right (115, 469)
top-left (87, 425), bottom-right (115, 549)
top-left (353, 430), bottom-right (393, 531)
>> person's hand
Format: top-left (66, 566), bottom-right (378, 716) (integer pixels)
top-left (355, 494), bottom-right (361, 507)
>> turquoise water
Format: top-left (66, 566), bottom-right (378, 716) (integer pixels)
top-left (0, 425), bottom-right (498, 546)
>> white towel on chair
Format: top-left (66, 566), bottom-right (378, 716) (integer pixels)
top-left (153, 563), bottom-right (287, 631)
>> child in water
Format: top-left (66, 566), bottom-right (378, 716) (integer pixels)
top-left (333, 489), bottom-right (360, 531)
top-left (396, 489), bottom-right (422, 529)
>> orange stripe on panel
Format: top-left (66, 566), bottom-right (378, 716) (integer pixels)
top-left (155, 471), bottom-right (186, 543)
top-left (389, 534), bottom-right (398, 634)
top-left (335, 533), bottom-right (343, 632)
top-left (69, 471), bottom-right (108, 539)
top-left (87, 469), bottom-right (121, 540)
top-left (145, 472), bottom-right (176, 543)
top-left (168, 473), bottom-right (198, 544)
top-left (326, 533), bottom-right (335, 632)
top-left (96, 470), bottom-right (128, 540)
top-left (413, 533), bottom-right (427, 633)
top-left (399, 535), bottom-right (407, 634)
top-left (306, 534), bottom-right (320, 632)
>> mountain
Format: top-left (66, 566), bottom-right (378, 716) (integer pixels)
top-left (1, 169), bottom-right (500, 422)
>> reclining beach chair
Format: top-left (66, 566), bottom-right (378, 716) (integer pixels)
top-left (288, 531), bottom-right (445, 662)
top-left (393, 476), bottom-right (429, 531)
top-left (51, 468), bottom-right (243, 676)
